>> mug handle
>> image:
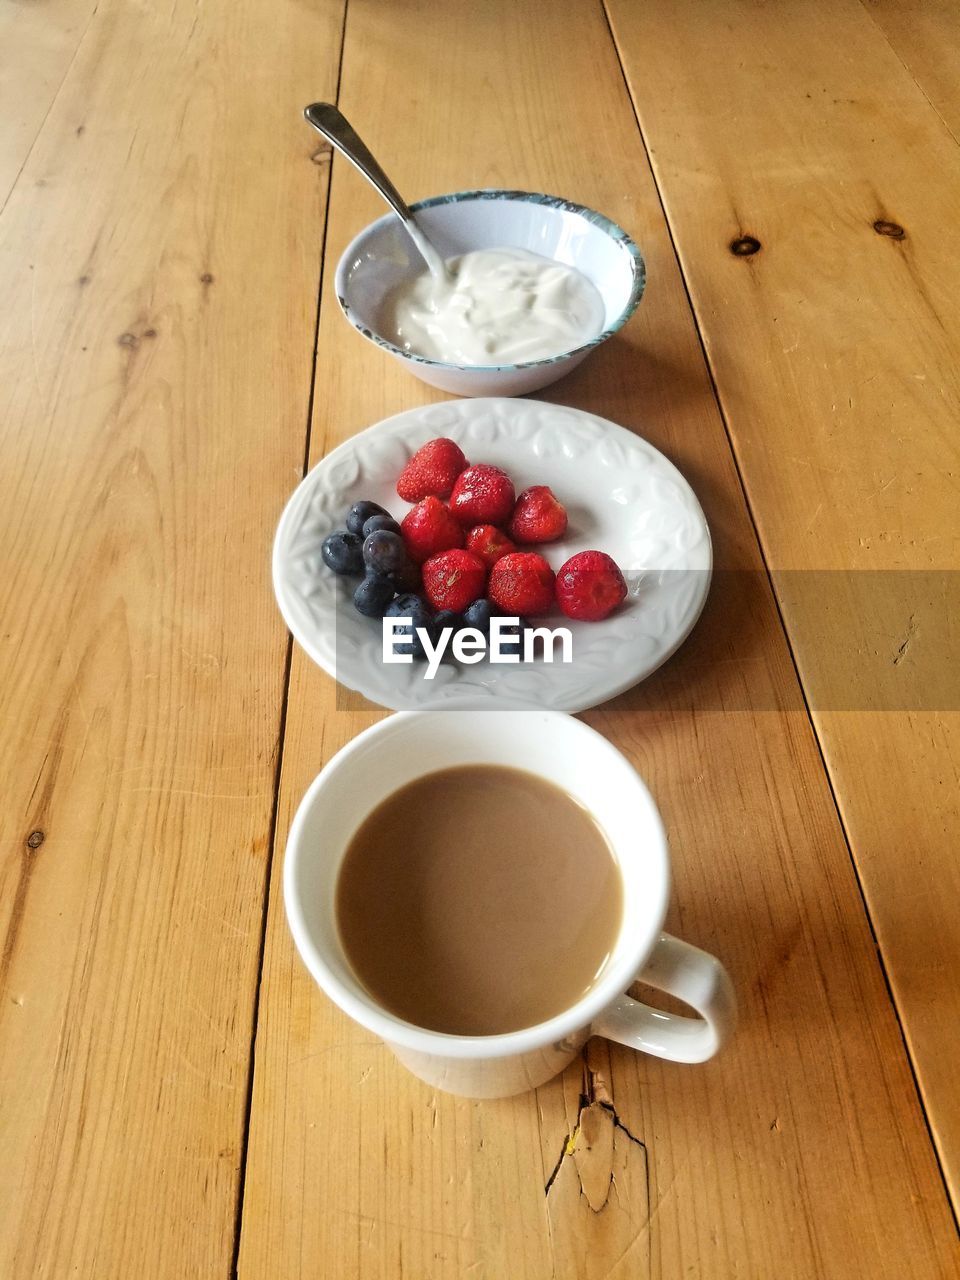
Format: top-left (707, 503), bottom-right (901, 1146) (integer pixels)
top-left (592, 932), bottom-right (736, 1064)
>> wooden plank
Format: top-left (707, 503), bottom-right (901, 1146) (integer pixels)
top-left (0, 0), bottom-right (344, 1274)
top-left (0, 0), bottom-right (101, 205)
top-left (863, 0), bottom-right (960, 141)
top-left (237, 0), bottom-right (960, 1274)
top-left (605, 0), bottom-right (960, 1207)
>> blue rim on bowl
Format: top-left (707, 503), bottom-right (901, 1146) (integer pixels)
top-left (335, 189), bottom-right (647, 373)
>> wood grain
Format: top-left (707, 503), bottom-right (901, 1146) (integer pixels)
top-left (605, 0), bottom-right (960, 1208)
top-left (237, 0), bottom-right (960, 1275)
top-left (0, 0), bottom-right (100, 205)
top-left (862, 0), bottom-right (960, 140)
top-left (0, 0), bottom-right (343, 1274)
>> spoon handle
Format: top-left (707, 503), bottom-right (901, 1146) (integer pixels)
top-left (304, 103), bottom-right (414, 224)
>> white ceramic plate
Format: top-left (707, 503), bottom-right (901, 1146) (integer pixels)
top-left (273, 398), bottom-right (711, 713)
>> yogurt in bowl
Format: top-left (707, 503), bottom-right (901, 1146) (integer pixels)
top-left (382, 246), bottom-right (606, 366)
top-left (335, 190), bottom-right (645, 397)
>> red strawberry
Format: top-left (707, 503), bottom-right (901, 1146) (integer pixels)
top-left (400, 496), bottom-right (464, 564)
top-left (396, 437), bottom-right (468, 502)
top-left (422, 549), bottom-right (487, 613)
top-left (488, 552), bottom-right (555, 617)
top-left (555, 551), bottom-right (627, 621)
top-left (449, 464), bottom-right (515, 527)
top-left (465, 523), bottom-right (516, 567)
top-left (509, 485), bottom-right (568, 544)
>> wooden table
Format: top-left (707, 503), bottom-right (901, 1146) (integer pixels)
top-left (1, 0), bottom-right (958, 1275)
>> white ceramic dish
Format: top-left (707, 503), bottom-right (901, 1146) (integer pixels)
top-left (335, 190), bottom-right (645, 397)
top-left (273, 398), bottom-right (711, 714)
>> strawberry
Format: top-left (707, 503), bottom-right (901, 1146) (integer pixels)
top-left (449, 464), bottom-right (515, 527)
top-left (396, 437), bottom-right (468, 503)
top-left (422, 549), bottom-right (488, 613)
top-left (555, 551), bottom-right (627, 621)
top-left (465, 523), bottom-right (516, 567)
top-left (508, 485), bottom-right (568, 544)
top-left (400, 496), bottom-right (465, 564)
top-left (488, 552), bottom-right (555, 617)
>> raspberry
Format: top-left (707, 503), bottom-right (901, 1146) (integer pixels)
top-left (508, 486), bottom-right (568, 544)
top-left (465, 524), bottom-right (516, 567)
top-left (488, 552), bottom-right (556, 617)
top-left (449, 464), bottom-right (515, 527)
top-left (396, 438), bottom-right (468, 503)
top-left (400, 496), bottom-right (465, 564)
top-left (422, 549), bottom-right (488, 613)
top-left (555, 551), bottom-right (627, 621)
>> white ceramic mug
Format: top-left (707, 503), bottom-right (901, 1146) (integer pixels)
top-left (285, 709), bottom-right (736, 1099)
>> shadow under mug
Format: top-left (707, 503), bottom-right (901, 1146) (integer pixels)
top-left (284, 709), bottom-right (736, 1099)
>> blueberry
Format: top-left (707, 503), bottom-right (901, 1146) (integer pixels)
top-left (353, 574), bottom-right (396, 618)
top-left (346, 500), bottom-right (390, 536)
top-left (321, 529), bottom-right (364, 576)
top-left (362, 513), bottom-right (402, 537)
top-left (432, 610), bottom-right (462, 635)
top-left (363, 529), bottom-right (409, 577)
top-left (384, 594), bottom-right (435, 661)
top-left (462, 597), bottom-right (494, 635)
top-left (384, 592), bottom-right (429, 620)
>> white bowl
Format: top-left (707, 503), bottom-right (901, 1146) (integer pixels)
top-left (334, 189), bottom-right (646, 397)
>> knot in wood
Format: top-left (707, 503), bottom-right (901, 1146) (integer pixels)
top-left (873, 220), bottom-right (905, 239)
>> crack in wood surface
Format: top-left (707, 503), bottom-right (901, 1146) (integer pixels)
top-left (893, 613), bottom-right (918, 666)
top-left (544, 1049), bottom-right (648, 1216)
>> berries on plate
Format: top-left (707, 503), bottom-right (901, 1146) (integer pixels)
top-left (400, 495), bottom-right (465, 563)
top-left (353, 573), bottom-right (396, 618)
top-left (509, 485), bottom-right (567, 544)
top-left (321, 530), bottom-right (364, 576)
top-left (555, 550), bottom-right (627, 621)
top-left (488, 552), bottom-right (555, 617)
top-left (346, 499), bottom-right (390, 536)
top-left (421, 549), bottom-right (488, 613)
top-left (396, 437), bottom-right (468, 502)
top-left (465, 523), bottom-right (516, 567)
top-left (449, 464), bottom-right (515, 527)
top-left (362, 529), bottom-right (409, 578)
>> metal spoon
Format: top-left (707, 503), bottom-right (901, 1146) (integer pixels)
top-left (303, 103), bottom-right (450, 280)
